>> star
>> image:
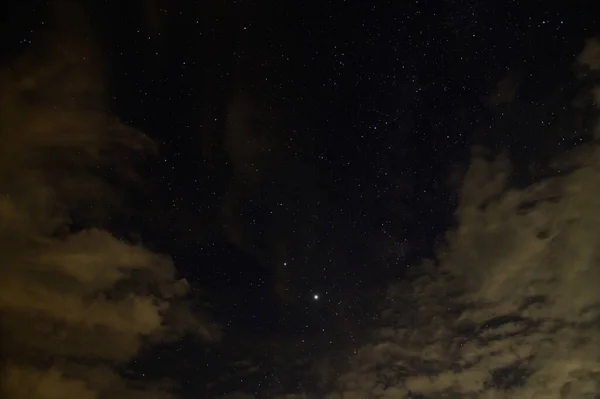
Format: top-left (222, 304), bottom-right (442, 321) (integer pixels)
top-left (313, 294), bottom-right (319, 300)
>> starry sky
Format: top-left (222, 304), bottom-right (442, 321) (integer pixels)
top-left (1, 1), bottom-right (600, 399)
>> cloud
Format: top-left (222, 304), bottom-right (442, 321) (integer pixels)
top-left (222, 36), bottom-right (600, 399)
top-left (577, 37), bottom-right (600, 71)
top-left (580, 38), bottom-right (600, 110)
top-left (300, 37), bottom-right (600, 399)
top-left (488, 77), bottom-right (520, 106)
top-left (220, 91), bottom-right (289, 251)
top-left (0, 7), bottom-right (217, 399)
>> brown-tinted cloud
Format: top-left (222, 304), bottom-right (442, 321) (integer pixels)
top-left (221, 37), bottom-right (600, 399)
top-left (0, 7), bottom-right (218, 399)
top-left (308, 37), bottom-right (600, 399)
top-left (578, 37), bottom-right (600, 71)
top-left (577, 37), bottom-right (600, 107)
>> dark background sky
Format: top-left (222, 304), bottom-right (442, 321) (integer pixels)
top-left (2, 1), bottom-right (598, 397)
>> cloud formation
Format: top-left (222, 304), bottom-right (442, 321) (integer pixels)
top-left (0, 10), bottom-right (217, 399)
top-left (308, 37), bottom-right (600, 399)
top-left (221, 37), bottom-right (600, 399)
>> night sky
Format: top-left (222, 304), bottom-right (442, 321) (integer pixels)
top-left (1, 1), bottom-right (600, 399)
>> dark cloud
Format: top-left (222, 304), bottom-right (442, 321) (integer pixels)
top-left (218, 89), bottom-right (325, 301)
top-left (488, 77), bottom-right (520, 106)
top-left (0, 6), bottom-right (218, 399)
